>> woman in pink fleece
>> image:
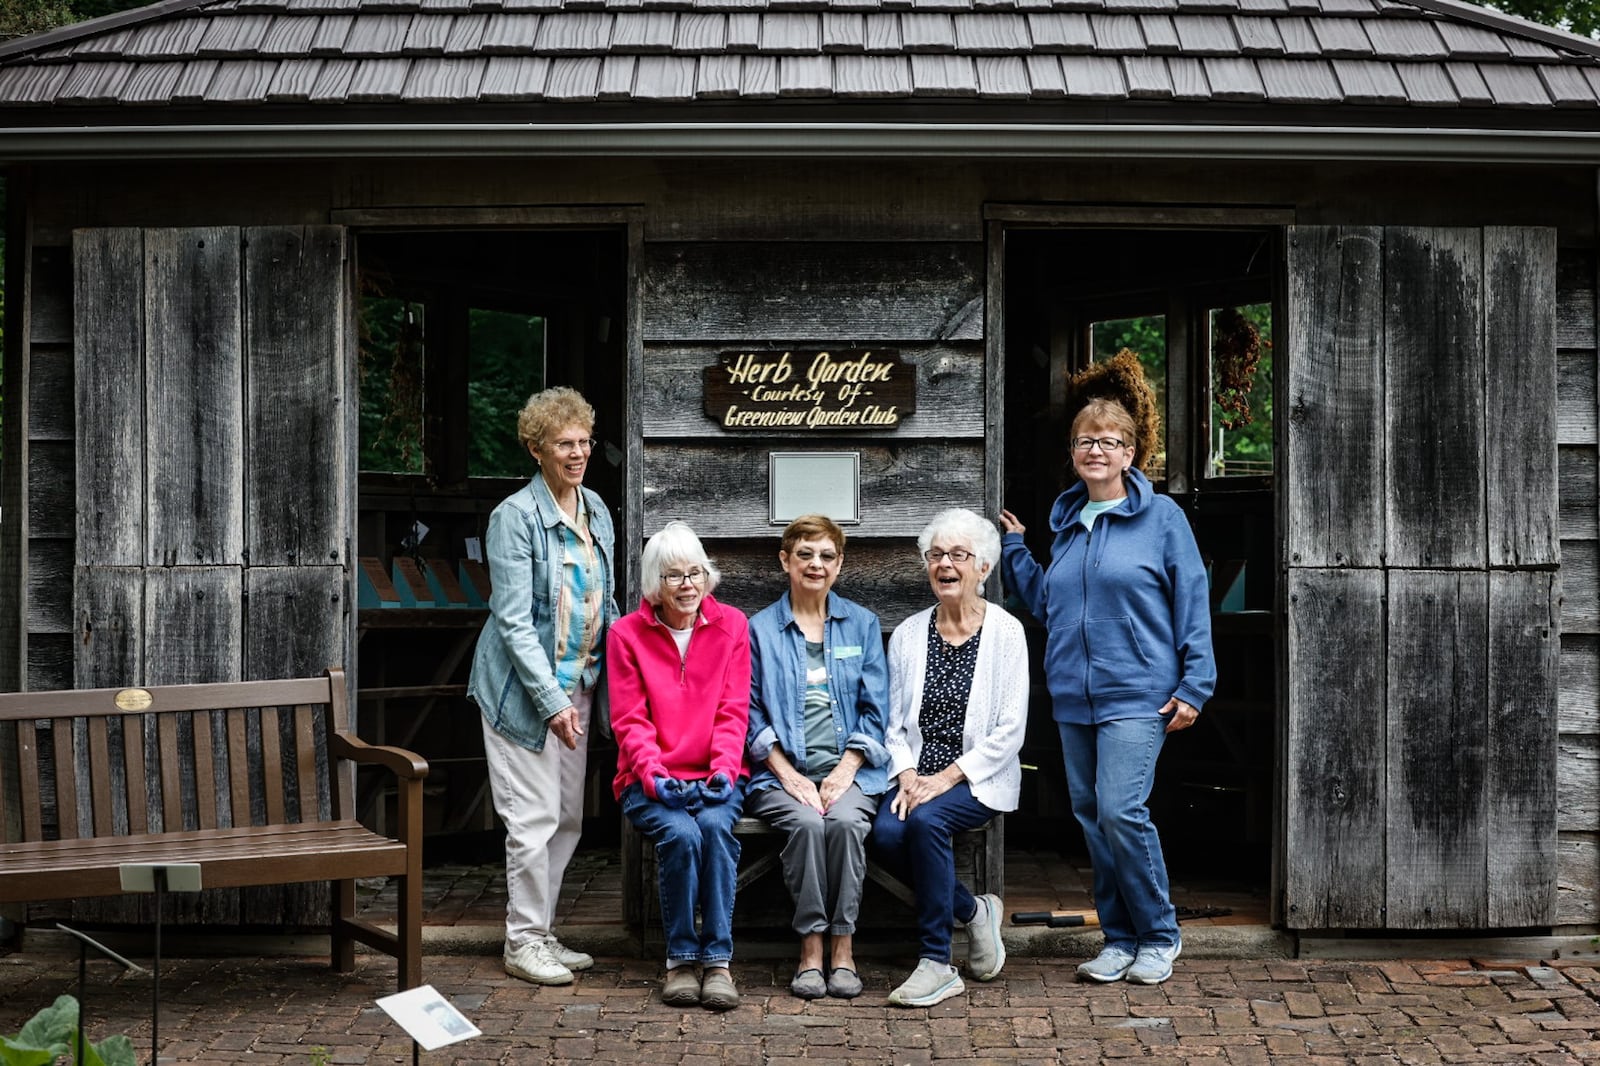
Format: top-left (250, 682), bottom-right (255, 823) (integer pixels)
top-left (609, 521), bottom-right (752, 1011)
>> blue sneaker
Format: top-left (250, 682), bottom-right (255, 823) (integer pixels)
top-left (1126, 939), bottom-right (1182, 985)
top-left (1076, 946), bottom-right (1136, 983)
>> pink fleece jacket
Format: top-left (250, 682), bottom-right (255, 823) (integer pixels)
top-left (607, 594), bottom-right (751, 800)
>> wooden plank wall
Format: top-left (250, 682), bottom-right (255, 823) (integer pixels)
top-left (639, 241), bottom-right (985, 626)
top-left (12, 226), bottom-right (350, 928)
top-left (1556, 246), bottom-right (1598, 927)
top-left (1285, 225), bottom-right (1563, 931)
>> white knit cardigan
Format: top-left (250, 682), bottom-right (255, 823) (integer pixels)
top-left (884, 603), bottom-right (1030, 813)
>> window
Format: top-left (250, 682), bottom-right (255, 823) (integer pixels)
top-left (467, 309), bottom-right (545, 478)
top-left (1206, 303), bottom-right (1273, 479)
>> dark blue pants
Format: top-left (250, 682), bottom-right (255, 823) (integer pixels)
top-left (871, 781), bottom-right (995, 963)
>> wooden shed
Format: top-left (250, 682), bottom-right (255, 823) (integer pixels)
top-left (0, 0), bottom-right (1596, 940)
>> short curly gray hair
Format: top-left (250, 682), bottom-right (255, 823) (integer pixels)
top-left (640, 521), bottom-right (722, 605)
top-left (517, 386), bottom-right (596, 451)
top-left (916, 508), bottom-right (1001, 576)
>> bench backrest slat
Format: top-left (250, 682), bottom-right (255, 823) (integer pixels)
top-left (261, 706), bottom-right (286, 826)
top-left (53, 720), bottom-right (80, 840)
top-left (0, 672), bottom-right (343, 843)
top-left (294, 705), bottom-right (319, 823)
top-left (157, 714), bottom-right (182, 833)
top-left (17, 722), bottom-right (41, 841)
top-left (122, 718), bottom-right (147, 834)
top-left (192, 710), bottom-right (218, 831)
top-left (225, 708), bottom-right (249, 828)
top-left (88, 717), bottom-right (114, 837)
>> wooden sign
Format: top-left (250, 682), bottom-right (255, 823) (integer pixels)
top-left (704, 350), bottom-right (916, 431)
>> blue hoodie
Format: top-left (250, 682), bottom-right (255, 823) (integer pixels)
top-left (1001, 468), bottom-right (1215, 725)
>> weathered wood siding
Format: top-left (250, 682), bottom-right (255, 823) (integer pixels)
top-left (639, 242), bottom-right (985, 626)
top-left (1285, 225), bottom-right (1561, 931)
top-left (1556, 246), bottom-right (1599, 927)
top-left (7, 226), bottom-right (352, 928)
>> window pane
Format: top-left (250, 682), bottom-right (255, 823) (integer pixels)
top-left (468, 310), bottom-right (545, 478)
top-left (358, 296), bottom-right (425, 474)
top-left (1208, 303), bottom-right (1273, 478)
top-left (1090, 316), bottom-right (1167, 480)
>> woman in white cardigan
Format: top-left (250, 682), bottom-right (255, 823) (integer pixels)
top-left (873, 508), bottom-right (1029, 1008)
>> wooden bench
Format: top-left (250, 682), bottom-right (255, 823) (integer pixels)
top-left (626, 813), bottom-right (1003, 951)
top-left (0, 669), bottom-right (428, 992)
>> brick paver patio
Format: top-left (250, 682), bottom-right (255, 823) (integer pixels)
top-left (3, 948), bottom-right (1598, 1064)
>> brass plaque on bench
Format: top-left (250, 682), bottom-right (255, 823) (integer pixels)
top-left (114, 688), bottom-right (153, 711)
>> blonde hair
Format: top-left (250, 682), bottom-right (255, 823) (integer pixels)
top-left (517, 386), bottom-right (596, 451)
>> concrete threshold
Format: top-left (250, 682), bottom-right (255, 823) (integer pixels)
top-left (19, 919), bottom-right (1295, 963)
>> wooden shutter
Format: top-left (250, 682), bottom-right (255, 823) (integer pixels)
top-left (70, 225), bottom-right (349, 926)
top-left (1285, 225), bottom-right (1558, 930)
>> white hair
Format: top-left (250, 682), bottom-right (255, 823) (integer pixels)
top-left (639, 520), bottom-right (721, 605)
top-left (916, 508), bottom-right (1002, 575)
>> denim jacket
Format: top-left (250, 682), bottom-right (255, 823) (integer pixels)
top-left (467, 477), bottom-right (619, 752)
top-left (746, 591), bottom-right (891, 797)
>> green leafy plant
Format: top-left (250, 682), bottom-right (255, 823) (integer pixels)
top-left (0, 995), bottom-right (135, 1066)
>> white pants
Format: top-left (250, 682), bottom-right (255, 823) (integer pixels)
top-left (480, 685), bottom-right (591, 949)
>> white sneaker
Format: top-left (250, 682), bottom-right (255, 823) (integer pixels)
top-left (888, 958), bottom-right (965, 1008)
top-left (963, 894), bottom-right (1006, 982)
top-left (543, 935), bottom-right (593, 972)
top-left (504, 939), bottom-right (574, 986)
top-left (1126, 939), bottom-right (1181, 985)
top-left (1076, 945), bottom-right (1136, 983)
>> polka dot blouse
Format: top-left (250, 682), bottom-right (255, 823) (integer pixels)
top-left (915, 614), bottom-right (983, 777)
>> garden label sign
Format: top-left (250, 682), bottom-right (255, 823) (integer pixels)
top-left (705, 350), bottom-right (916, 430)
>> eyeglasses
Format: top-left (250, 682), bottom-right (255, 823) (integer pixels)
top-left (662, 568), bottom-right (707, 587)
top-left (1070, 436), bottom-right (1128, 453)
top-left (548, 437), bottom-right (597, 456)
top-left (924, 548), bottom-right (975, 564)
top-left (791, 548), bottom-right (839, 564)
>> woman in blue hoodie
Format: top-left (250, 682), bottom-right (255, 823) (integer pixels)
top-left (999, 396), bottom-right (1215, 986)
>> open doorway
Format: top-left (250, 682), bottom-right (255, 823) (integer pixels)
top-left (353, 228), bottom-right (628, 861)
top-left (1001, 225), bottom-right (1278, 901)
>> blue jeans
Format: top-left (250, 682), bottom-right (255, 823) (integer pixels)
top-left (1058, 716), bottom-right (1178, 951)
top-left (621, 782), bottom-right (745, 965)
top-left (871, 782), bottom-right (995, 963)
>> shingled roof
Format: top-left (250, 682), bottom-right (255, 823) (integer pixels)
top-left (2, 0), bottom-right (1598, 114)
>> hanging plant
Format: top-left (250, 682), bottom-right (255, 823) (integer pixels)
top-left (1213, 306), bottom-right (1262, 430)
top-left (357, 268), bottom-right (425, 472)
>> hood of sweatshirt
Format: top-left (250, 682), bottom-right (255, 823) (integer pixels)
top-left (1049, 466), bottom-right (1156, 534)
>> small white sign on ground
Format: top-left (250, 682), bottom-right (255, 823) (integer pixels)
top-left (375, 985), bottom-right (481, 1051)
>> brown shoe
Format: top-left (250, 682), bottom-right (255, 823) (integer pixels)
top-left (662, 967), bottom-right (701, 1006)
top-left (699, 967), bottom-right (740, 1011)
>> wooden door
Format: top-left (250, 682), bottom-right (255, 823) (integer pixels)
top-left (1284, 226), bottom-right (1558, 930)
top-left (71, 225), bottom-right (349, 925)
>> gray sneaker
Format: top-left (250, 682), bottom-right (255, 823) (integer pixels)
top-left (1126, 940), bottom-right (1181, 985)
top-left (888, 958), bottom-right (965, 1008)
top-left (1076, 945), bottom-right (1136, 983)
top-left (964, 893), bottom-right (1006, 982)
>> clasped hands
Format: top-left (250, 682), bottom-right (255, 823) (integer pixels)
top-left (654, 772), bottom-right (735, 812)
top-left (779, 764), bottom-right (857, 815)
top-left (890, 767), bottom-right (959, 820)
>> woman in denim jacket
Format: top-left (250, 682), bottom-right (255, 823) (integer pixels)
top-left (467, 387), bottom-right (618, 988)
top-left (746, 514), bottom-right (890, 1000)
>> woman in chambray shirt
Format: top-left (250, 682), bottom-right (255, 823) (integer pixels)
top-left (746, 514), bottom-right (890, 1001)
top-left (467, 387), bottom-right (618, 988)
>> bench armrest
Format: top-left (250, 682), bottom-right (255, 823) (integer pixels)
top-left (329, 731), bottom-right (429, 780)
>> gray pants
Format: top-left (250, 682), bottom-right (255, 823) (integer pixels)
top-left (747, 783), bottom-right (878, 937)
